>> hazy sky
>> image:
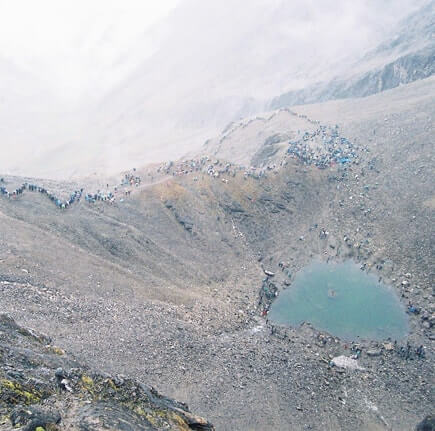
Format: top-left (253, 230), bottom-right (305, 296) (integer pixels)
top-left (0, 0), bottom-right (428, 178)
top-left (0, 0), bottom-right (424, 103)
top-left (0, 0), bottom-right (179, 101)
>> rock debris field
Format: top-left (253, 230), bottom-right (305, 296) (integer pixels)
top-left (0, 78), bottom-right (434, 430)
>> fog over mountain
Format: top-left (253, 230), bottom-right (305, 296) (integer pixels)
top-left (0, 0), bottom-right (429, 179)
top-left (0, 2), bottom-right (434, 430)
top-left (271, 0), bottom-right (435, 108)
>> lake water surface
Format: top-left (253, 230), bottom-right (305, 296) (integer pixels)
top-left (269, 260), bottom-right (408, 341)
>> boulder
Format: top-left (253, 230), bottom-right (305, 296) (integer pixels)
top-left (416, 415), bottom-right (435, 431)
top-left (0, 314), bottom-right (215, 431)
top-left (383, 343), bottom-right (394, 351)
top-left (331, 355), bottom-right (365, 371)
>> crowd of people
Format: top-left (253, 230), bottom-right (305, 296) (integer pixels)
top-left (154, 112), bottom-right (362, 184)
top-left (157, 156), bottom-right (243, 181)
top-left (1, 181), bottom-right (83, 209)
top-left (286, 124), bottom-right (359, 169)
top-left (0, 183), bottom-right (25, 198)
top-left (121, 170), bottom-right (142, 187)
top-left (84, 191), bottom-right (114, 204)
top-left (397, 341), bottom-right (426, 360)
top-left (1, 111), bottom-right (362, 210)
top-left (156, 154), bottom-right (287, 182)
top-left (0, 169), bottom-right (142, 210)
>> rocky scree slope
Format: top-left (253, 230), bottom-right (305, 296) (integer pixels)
top-left (0, 78), bottom-right (433, 430)
top-left (0, 314), bottom-right (214, 431)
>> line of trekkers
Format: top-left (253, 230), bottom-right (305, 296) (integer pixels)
top-left (84, 191), bottom-right (115, 204)
top-left (1, 182), bottom-right (83, 209)
top-left (0, 170), bottom-right (141, 210)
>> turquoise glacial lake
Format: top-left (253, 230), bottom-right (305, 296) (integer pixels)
top-left (269, 260), bottom-right (408, 341)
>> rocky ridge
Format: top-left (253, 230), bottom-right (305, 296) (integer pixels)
top-left (0, 314), bottom-right (214, 431)
top-left (270, 1), bottom-right (435, 109)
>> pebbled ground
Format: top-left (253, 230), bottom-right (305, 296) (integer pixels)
top-left (0, 78), bottom-right (433, 430)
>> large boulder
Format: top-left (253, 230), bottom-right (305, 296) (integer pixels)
top-left (416, 416), bottom-right (435, 431)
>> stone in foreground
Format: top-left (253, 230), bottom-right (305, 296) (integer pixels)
top-left (0, 314), bottom-right (214, 431)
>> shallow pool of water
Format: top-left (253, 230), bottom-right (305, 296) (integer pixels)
top-left (269, 260), bottom-right (408, 341)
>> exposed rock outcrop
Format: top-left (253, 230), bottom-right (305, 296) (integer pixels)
top-left (271, 1), bottom-right (435, 109)
top-left (0, 314), bottom-right (214, 431)
top-left (416, 415), bottom-right (435, 431)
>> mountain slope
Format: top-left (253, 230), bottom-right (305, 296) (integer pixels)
top-left (0, 314), bottom-right (214, 431)
top-left (19, 0), bottom-right (425, 179)
top-left (271, 0), bottom-right (435, 108)
top-left (0, 77), bottom-right (433, 430)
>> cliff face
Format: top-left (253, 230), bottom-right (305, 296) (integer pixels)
top-left (0, 314), bottom-right (214, 431)
top-left (271, 46), bottom-right (435, 108)
top-left (270, 1), bottom-right (435, 108)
